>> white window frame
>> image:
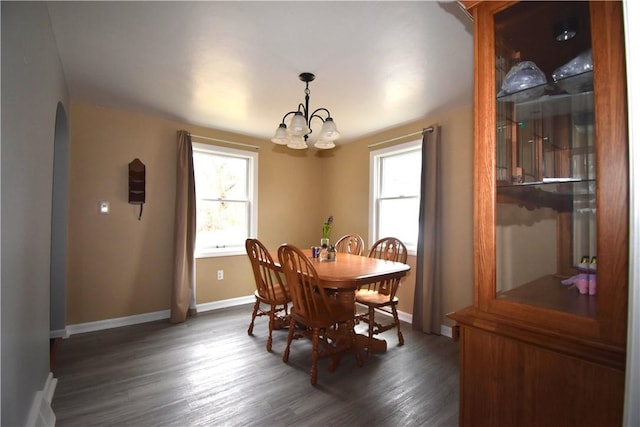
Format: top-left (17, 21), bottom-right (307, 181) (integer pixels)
top-left (193, 142), bottom-right (258, 258)
top-left (369, 139), bottom-right (422, 255)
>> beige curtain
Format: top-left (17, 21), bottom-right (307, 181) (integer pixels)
top-left (412, 126), bottom-right (442, 334)
top-left (170, 130), bottom-right (197, 323)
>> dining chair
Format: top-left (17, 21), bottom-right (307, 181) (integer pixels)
top-left (277, 243), bottom-right (363, 385)
top-left (334, 233), bottom-right (365, 256)
top-left (356, 237), bottom-right (408, 354)
top-left (246, 238), bottom-right (291, 352)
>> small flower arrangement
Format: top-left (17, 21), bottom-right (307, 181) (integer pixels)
top-left (322, 215), bottom-right (334, 239)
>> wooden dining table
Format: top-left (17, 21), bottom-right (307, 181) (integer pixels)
top-left (271, 248), bottom-right (411, 353)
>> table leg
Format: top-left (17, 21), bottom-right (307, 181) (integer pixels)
top-left (331, 289), bottom-right (387, 354)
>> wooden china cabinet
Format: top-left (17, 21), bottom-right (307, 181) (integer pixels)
top-left (448, 1), bottom-right (628, 425)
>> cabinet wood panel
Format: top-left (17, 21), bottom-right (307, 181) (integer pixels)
top-left (459, 326), bottom-right (624, 427)
top-left (450, 1), bottom-right (628, 425)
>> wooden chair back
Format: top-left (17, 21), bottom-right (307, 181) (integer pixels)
top-left (278, 243), bottom-right (363, 384)
top-left (366, 237), bottom-right (408, 297)
top-left (356, 237), bottom-right (408, 351)
top-left (277, 244), bottom-right (334, 324)
top-left (245, 238), bottom-right (288, 302)
top-left (368, 236), bottom-right (408, 263)
top-left (334, 233), bottom-right (365, 256)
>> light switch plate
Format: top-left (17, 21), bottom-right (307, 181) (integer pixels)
top-left (99, 201), bottom-right (110, 214)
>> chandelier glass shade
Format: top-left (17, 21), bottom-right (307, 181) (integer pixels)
top-left (271, 72), bottom-right (340, 150)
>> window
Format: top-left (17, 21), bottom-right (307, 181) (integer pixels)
top-left (369, 140), bottom-right (421, 253)
top-left (193, 143), bottom-right (257, 257)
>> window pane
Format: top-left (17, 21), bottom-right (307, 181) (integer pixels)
top-left (378, 197), bottom-right (419, 248)
top-left (193, 152), bottom-right (248, 200)
top-left (196, 200), bottom-right (248, 249)
top-left (380, 150), bottom-right (421, 197)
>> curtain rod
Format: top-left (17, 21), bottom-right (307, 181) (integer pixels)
top-left (367, 126), bottom-right (434, 148)
top-left (190, 133), bottom-right (260, 150)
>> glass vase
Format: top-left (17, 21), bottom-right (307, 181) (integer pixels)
top-left (320, 238), bottom-right (330, 260)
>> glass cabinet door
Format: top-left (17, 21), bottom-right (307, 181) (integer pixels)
top-left (492, 1), bottom-right (597, 317)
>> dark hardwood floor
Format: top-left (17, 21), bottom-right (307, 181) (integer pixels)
top-left (52, 304), bottom-right (459, 426)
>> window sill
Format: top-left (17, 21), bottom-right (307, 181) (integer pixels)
top-left (196, 249), bottom-right (246, 259)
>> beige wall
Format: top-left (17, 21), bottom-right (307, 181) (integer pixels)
top-left (68, 104), bottom-right (178, 322)
top-left (68, 103), bottom-right (325, 323)
top-left (67, 102), bottom-right (473, 329)
top-left (325, 105), bottom-right (474, 326)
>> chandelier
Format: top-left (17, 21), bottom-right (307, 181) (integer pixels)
top-left (271, 72), bottom-right (340, 150)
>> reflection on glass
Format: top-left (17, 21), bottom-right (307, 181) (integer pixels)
top-left (493, 1), bottom-right (596, 317)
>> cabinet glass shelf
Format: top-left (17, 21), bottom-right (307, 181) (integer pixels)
top-left (508, 90), bottom-right (594, 121)
top-left (497, 179), bottom-right (595, 212)
top-left (494, 1), bottom-right (596, 308)
top-left (496, 274), bottom-right (597, 318)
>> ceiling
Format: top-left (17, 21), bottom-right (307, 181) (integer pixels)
top-left (46, 1), bottom-right (473, 145)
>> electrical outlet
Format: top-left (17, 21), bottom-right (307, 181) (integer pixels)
top-left (217, 270), bottom-right (224, 280)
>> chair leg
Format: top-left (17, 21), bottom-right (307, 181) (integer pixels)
top-left (391, 304), bottom-right (404, 346)
top-left (282, 316), bottom-right (295, 363)
top-left (266, 305), bottom-right (276, 352)
top-left (310, 328), bottom-right (319, 386)
top-left (247, 298), bottom-right (260, 336)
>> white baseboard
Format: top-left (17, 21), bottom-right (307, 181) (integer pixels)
top-left (397, 310), bottom-right (452, 338)
top-left (65, 296), bottom-right (254, 336)
top-left (49, 328), bottom-right (69, 339)
top-left (357, 303), bottom-right (413, 323)
top-left (397, 309), bottom-right (412, 325)
top-left (63, 295), bottom-right (451, 339)
top-left (26, 372), bottom-right (57, 427)
top-left (440, 324), bottom-right (453, 338)
top-left (361, 305), bottom-right (451, 338)
top-left (67, 309), bottom-right (171, 336)
top-left (197, 295), bottom-right (255, 313)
